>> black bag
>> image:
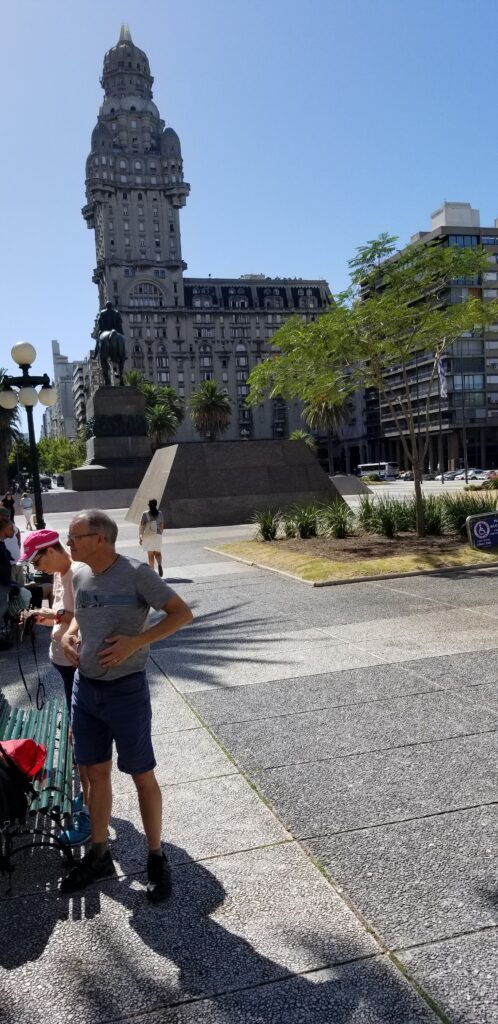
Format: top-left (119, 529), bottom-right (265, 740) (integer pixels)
top-left (0, 744), bottom-right (32, 827)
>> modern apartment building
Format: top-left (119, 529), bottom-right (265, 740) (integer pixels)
top-left (82, 25), bottom-right (331, 442)
top-left (41, 341), bottom-right (77, 440)
top-left (334, 202), bottom-right (498, 474)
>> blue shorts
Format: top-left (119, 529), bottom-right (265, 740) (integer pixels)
top-left (72, 670), bottom-right (156, 775)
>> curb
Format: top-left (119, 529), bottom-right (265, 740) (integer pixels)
top-left (205, 547), bottom-right (498, 588)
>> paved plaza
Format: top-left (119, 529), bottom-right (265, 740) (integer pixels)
top-left (2, 508), bottom-right (498, 1023)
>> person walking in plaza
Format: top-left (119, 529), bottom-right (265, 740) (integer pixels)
top-left (2, 491), bottom-right (15, 522)
top-left (139, 498), bottom-right (165, 576)
top-left (20, 492), bottom-right (33, 530)
top-left (59, 509), bottom-right (193, 900)
top-left (19, 529), bottom-right (91, 845)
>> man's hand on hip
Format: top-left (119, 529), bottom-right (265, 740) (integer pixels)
top-left (99, 634), bottom-right (139, 668)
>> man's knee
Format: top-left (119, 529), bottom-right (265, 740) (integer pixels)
top-left (132, 769), bottom-right (158, 793)
top-left (86, 760), bottom-right (112, 785)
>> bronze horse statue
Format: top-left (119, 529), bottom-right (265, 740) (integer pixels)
top-left (95, 329), bottom-right (126, 386)
top-left (94, 302), bottom-right (126, 386)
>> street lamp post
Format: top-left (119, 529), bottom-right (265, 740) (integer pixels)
top-left (0, 342), bottom-right (57, 530)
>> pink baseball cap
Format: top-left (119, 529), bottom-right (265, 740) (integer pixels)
top-left (20, 529), bottom-right (60, 562)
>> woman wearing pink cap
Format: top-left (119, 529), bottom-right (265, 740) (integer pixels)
top-left (21, 529), bottom-right (91, 845)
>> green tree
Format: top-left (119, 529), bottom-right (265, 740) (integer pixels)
top-left (248, 235), bottom-right (498, 536)
top-left (289, 429), bottom-right (317, 452)
top-left (37, 436), bottom-right (87, 475)
top-left (123, 371), bottom-right (184, 447)
top-left (147, 404), bottom-right (181, 449)
top-left (189, 380), bottom-right (233, 441)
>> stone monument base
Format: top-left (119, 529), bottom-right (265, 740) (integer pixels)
top-left (65, 386), bottom-right (151, 492)
top-left (126, 439), bottom-right (343, 528)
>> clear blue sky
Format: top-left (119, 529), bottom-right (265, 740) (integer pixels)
top-left (2, 0), bottom-right (497, 434)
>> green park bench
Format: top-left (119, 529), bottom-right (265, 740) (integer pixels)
top-left (0, 690), bottom-right (75, 891)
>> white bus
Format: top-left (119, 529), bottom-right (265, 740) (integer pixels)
top-left (357, 462), bottom-right (399, 480)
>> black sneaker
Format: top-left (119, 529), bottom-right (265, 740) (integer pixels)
top-left (146, 850), bottom-right (172, 903)
top-left (59, 849), bottom-right (116, 894)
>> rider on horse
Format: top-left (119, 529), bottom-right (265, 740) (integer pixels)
top-left (95, 302), bottom-right (126, 386)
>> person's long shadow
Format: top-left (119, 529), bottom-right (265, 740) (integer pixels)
top-left (47, 817), bottom-right (434, 1024)
top-left (1, 818), bottom-right (446, 1023)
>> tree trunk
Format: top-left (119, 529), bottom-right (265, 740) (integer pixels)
top-left (413, 436), bottom-right (425, 537)
top-left (327, 432), bottom-right (335, 476)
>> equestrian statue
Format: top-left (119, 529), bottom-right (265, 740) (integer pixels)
top-left (94, 301), bottom-right (126, 386)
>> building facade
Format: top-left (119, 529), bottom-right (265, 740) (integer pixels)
top-left (41, 341), bottom-right (77, 440)
top-left (82, 25), bottom-right (330, 442)
top-left (333, 202), bottom-right (498, 474)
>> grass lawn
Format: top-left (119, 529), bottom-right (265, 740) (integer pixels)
top-left (211, 534), bottom-right (498, 585)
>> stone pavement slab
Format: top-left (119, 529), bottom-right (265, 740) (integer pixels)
top-left (113, 727), bottom-right (237, 789)
top-left (205, 691), bottom-right (498, 771)
top-left (305, 804), bottom-right (498, 948)
top-left (126, 956), bottom-right (442, 1024)
top-left (401, 931), bottom-right (498, 1024)
top-left (250, 731), bottom-right (498, 837)
top-left (110, 774), bottom-right (289, 873)
top-left (186, 663), bottom-right (442, 726)
top-left (152, 635), bottom-right (381, 692)
top-left (0, 844), bottom-right (381, 1024)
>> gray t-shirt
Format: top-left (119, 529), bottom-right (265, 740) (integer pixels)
top-left (73, 555), bottom-right (175, 681)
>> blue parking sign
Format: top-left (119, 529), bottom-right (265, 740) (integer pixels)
top-left (466, 512), bottom-right (498, 550)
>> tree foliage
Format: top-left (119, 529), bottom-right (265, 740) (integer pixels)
top-left (123, 371), bottom-right (184, 448)
top-left (188, 380), bottom-right (232, 441)
top-left (247, 234), bottom-right (498, 534)
top-left (36, 434), bottom-right (87, 475)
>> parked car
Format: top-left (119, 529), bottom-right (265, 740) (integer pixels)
top-left (55, 474), bottom-right (64, 487)
top-left (454, 468), bottom-right (482, 481)
top-left (434, 470), bottom-right (458, 480)
top-left (399, 470), bottom-right (414, 480)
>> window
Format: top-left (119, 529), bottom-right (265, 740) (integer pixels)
top-left (482, 237), bottom-right (498, 246)
top-left (484, 289), bottom-right (498, 298)
top-left (452, 374), bottom-right (484, 389)
top-left (448, 235), bottom-right (478, 247)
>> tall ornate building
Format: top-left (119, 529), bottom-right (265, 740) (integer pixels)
top-left (82, 25), bottom-right (331, 441)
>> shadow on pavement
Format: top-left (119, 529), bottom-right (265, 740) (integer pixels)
top-left (0, 817), bottom-right (440, 1023)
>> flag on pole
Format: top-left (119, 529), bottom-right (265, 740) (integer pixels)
top-left (437, 356), bottom-right (447, 398)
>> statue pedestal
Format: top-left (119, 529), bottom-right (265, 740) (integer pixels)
top-left (65, 387), bottom-right (151, 491)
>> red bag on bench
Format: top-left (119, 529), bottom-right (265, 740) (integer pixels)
top-left (0, 739), bottom-right (47, 778)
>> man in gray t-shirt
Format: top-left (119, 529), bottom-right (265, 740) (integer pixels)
top-left (59, 510), bottom-right (193, 901)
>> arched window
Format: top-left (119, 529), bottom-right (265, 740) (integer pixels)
top-left (128, 282), bottom-right (165, 309)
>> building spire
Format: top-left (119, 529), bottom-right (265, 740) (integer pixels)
top-left (119, 23), bottom-right (133, 44)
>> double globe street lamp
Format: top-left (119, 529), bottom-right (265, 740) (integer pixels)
top-left (0, 342), bottom-right (57, 530)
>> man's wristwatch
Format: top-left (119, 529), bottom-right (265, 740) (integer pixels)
top-left (54, 609), bottom-right (66, 624)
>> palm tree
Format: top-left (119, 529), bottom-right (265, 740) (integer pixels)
top-left (0, 369), bottom-right (21, 492)
top-left (155, 385), bottom-right (185, 426)
top-left (189, 380), bottom-right (233, 441)
top-left (123, 372), bottom-right (184, 446)
top-left (123, 369), bottom-right (147, 389)
top-left (289, 429), bottom-right (317, 452)
top-left (304, 396), bottom-right (351, 476)
top-left (147, 403), bottom-right (181, 449)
